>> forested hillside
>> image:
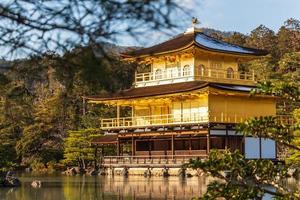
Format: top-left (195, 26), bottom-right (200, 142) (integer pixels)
top-left (0, 18), bottom-right (299, 171)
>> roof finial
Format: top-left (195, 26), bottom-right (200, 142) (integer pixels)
top-left (185, 17), bottom-right (201, 34)
top-left (192, 17), bottom-right (200, 27)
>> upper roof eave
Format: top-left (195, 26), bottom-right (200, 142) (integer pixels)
top-left (120, 43), bottom-right (195, 59)
top-left (82, 81), bottom-right (279, 103)
top-left (193, 43), bottom-right (268, 57)
top-left (121, 32), bottom-right (269, 58)
top-left (121, 46), bottom-right (268, 59)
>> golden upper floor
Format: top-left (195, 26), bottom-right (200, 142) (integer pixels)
top-left (122, 28), bottom-right (268, 88)
top-left (84, 82), bottom-right (285, 130)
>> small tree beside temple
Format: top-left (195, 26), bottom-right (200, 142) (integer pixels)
top-left (63, 129), bottom-right (101, 169)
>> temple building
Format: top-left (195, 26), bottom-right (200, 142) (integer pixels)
top-left (84, 24), bottom-right (284, 165)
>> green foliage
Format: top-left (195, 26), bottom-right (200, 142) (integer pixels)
top-left (253, 81), bottom-right (300, 102)
top-left (63, 129), bottom-right (101, 167)
top-left (189, 150), bottom-right (296, 200)
top-left (246, 25), bottom-right (277, 56)
top-left (278, 52), bottom-right (300, 83)
top-left (16, 123), bottom-right (64, 165)
top-left (237, 116), bottom-right (295, 145)
top-left (0, 73), bottom-right (10, 87)
top-left (0, 45), bottom-right (134, 170)
top-left (286, 109), bottom-right (300, 167)
top-left (223, 32), bottom-right (247, 46)
top-left (277, 18), bottom-right (300, 57)
top-left (220, 18), bottom-right (300, 59)
top-left (244, 55), bottom-right (276, 81)
top-left (0, 142), bottom-right (17, 172)
top-left (15, 88), bottom-right (71, 165)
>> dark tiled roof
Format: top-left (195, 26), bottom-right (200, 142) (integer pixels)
top-left (123, 32), bottom-right (194, 57)
top-left (92, 134), bottom-right (118, 144)
top-left (210, 83), bottom-right (256, 92)
top-left (85, 81), bottom-right (208, 101)
top-left (122, 31), bottom-right (268, 57)
top-left (84, 81), bottom-right (256, 101)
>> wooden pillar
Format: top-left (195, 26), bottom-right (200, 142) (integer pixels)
top-left (117, 139), bottom-right (120, 156)
top-left (131, 136), bottom-right (135, 156)
top-left (100, 145), bottom-right (104, 165)
top-left (225, 127), bottom-right (229, 150)
top-left (94, 145), bottom-right (98, 168)
top-left (131, 105), bottom-right (134, 117)
top-left (189, 135), bottom-right (192, 153)
top-left (180, 101), bottom-right (183, 122)
top-left (94, 145), bottom-right (98, 157)
top-left (171, 135), bottom-right (175, 159)
top-left (148, 139), bottom-right (152, 157)
top-left (149, 105), bottom-right (152, 125)
top-left (131, 104), bottom-right (136, 126)
top-left (207, 127), bottom-right (210, 155)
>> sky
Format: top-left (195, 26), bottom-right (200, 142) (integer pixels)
top-left (189, 0), bottom-right (300, 33)
top-left (2, 0), bottom-right (300, 59)
top-left (118, 0), bottom-right (300, 47)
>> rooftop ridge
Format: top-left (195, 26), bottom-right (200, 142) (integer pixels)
top-left (122, 28), bottom-right (268, 57)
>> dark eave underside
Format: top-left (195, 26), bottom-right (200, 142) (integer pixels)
top-left (92, 134), bottom-right (118, 144)
top-left (84, 81), bottom-right (256, 101)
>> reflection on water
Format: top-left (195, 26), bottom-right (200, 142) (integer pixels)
top-left (0, 173), bottom-right (299, 200)
top-left (0, 173), bottom-right (212, 200)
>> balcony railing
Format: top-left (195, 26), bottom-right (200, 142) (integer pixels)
top-left (101, 113), bottom-right (209, 129)
top-left (196, 68), bottom-right (255, 82)
top-left (135, 69), bottom-right (193, 87)
top-left (101, 155), bottom-right (207, 166)
top-left (100, 114), bottom-right (294, 129)
top-left (134, 68), bottom-right (256, 87)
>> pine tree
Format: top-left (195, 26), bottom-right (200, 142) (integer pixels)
top-left (246, 25), bottom-right (278, 57)
top-left (224, 32), bottom-right (247, 46)
top-left (278, 52), bottom-right (300, 82)
top-left (63, 129), bottom-right (101, 168)
top-left (277, 18), bottom-right (300, 57)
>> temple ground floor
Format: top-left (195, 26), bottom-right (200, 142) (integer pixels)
top-left (110, 134), bottom-right (243, 157)
top-left (93, 128), bottom-right (239, 168)
top-left (92, 124), bottom-right (277, 168)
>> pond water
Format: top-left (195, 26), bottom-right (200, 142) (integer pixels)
top-left (0, 173), bottom-right (299, 200)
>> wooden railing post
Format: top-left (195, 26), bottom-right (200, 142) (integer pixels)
top-left (116, 104), bottom-right (120, 127)
top-left (171, 135), bottom-right (175, 159)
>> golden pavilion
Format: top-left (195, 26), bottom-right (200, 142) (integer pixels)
top-left (84, 24), bottom-right (283, 165)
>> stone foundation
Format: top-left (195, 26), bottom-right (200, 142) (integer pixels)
top-left (100, 167), bottom-right (202, 177)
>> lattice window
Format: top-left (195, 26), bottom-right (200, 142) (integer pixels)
top-left (155, 69), bottom-right (162, 80)
top-left (183, 65), bottom-right (191, 76)
top-left (226, 67), bottom-right (234, 79)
